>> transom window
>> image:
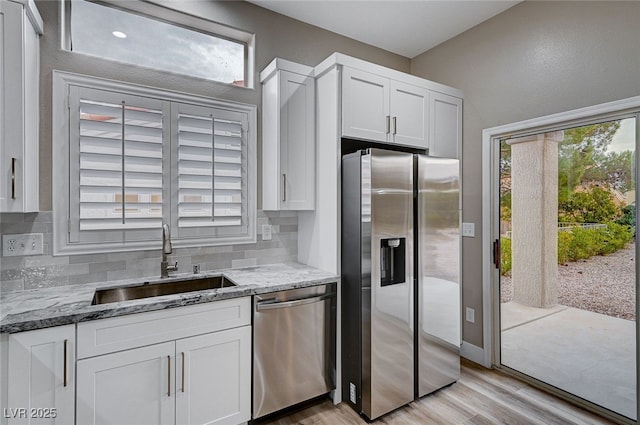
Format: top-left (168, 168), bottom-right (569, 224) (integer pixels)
top-left (53, 72), bottom-right (256, 255)
top-left (64, 0), bottom-right (254, 88)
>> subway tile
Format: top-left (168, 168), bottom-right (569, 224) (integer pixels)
top-left (69, 272), bottom-right (108, 286)
top-left (24, 268), bottom-right (69, 290)
top-left (0, 279), bottom-right (24, 293)
top-left (233, 243), bottom-right (257, 252)
top-left (232, 258), bottom-right (257, 268)
top-left (107, 250), bottom-right (158, 262)
top-left (69, 253), bottom-right (110, 264)
top-left (0, 256), bottom-right (26, 270)
top-left (278, 224), bottom-right (297, 233)
top-left (107, 269), bottom-right (144, 281)
top-left (61, 264), bottom-right (92, 276)
top-left (89, 261), bottom-right (127, 274)
top-left (256, 240), bottom-right (280, 250)
top-left (1, 268), bottom-right (24, 281)
top-left (25, 255), bottom-right (70, 268)
top-left (0, 213), bottom-right (26, 223)
top-left (201, 245), bottom-right (234, 255)
top-left (1, 223), bottom-right (28, 234)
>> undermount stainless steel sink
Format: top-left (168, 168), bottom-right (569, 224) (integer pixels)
top-left (91, 276), bottom-right (235, 305)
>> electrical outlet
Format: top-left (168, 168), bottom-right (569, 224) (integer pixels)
top-left (349, 383), bottom-right (356, 404)
top-left (465, 307), bottom-right (475, 323)
top-left (261, 224), bottom-right (272, 241)
top-left (3, 233), bottom-right (44, 257)
top-left (462, 222), bottom-right (475, 237)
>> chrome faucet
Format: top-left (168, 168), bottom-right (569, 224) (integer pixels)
top-left (161, 223), bottom-right (178, 278)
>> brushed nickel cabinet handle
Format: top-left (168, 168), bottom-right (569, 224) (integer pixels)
top-left (11, 157), bottom-right (16, 199)
top-left (63, 339), bottom-right (68, 387)
top-left (167, 355), bottom-right (171, 397)
top-left (181, 352), bottom-right (185, 393)
top-left (386, 116), bottom-right (390, 134)
top-left (392, 116), bottom-right (397, 135)
top-left (282, 173), bottom-right (287, 202)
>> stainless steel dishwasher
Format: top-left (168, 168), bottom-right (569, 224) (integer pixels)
top-left (253, 283), bottom-right (336, 419)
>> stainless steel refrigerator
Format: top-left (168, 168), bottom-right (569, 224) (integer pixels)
top-left (341, 148), bottom-right (460, 420)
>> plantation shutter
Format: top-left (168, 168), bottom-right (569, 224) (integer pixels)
top-left (68, 86), bottom-right (167, 243)
top-left (172, 102), bottom-right (250, 240)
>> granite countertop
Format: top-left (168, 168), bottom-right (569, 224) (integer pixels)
top-left (0, 262), bottom-right (339, 333)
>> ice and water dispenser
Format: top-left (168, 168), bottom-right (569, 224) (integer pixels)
top-left (380, 237), bottom-right (406, 286)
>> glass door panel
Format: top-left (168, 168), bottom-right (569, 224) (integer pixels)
top-left (499, 118), bottom-right (637, 421)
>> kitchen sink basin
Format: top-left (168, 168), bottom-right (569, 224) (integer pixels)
top-left (91, 275), bottom-right (236, 305)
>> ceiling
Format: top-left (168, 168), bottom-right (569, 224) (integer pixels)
top-left (249, 0), bottom-right (521, 58)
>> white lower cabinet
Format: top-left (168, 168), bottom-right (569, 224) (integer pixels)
top-left (176, 328), bottom-right (251, 425)
top-left (76, 342), bottom-right (176, 425)
top-left (76, 299), bottom-right (252, 425)
top-left (4, 325), bottom-right (75, 425)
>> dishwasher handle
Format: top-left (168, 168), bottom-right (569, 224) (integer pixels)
top-left (255, 292), bottom-right (335, 311)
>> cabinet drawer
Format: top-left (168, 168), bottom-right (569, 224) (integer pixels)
top-left (77, 298), bottom-right (250, 359)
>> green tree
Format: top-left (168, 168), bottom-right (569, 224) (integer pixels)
top-left (582, 150), bottom-right (635, 192)
top-left (558, 121), bottom-right (621, 202)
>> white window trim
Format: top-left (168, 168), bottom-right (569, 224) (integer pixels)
top-left (59, 0), bottom-right (256, 89)
top-left (52, 70), bottom-right (257, 256)
top-left (477, 95), bottom-right (640, 368)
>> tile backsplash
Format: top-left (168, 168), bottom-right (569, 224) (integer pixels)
top-left (0, 211), bottom-right (298, 293)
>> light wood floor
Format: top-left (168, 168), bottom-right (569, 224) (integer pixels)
top-left (258, 359), bottom-right (619, 425)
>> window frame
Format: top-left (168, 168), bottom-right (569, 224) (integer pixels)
top-left (52, 71), bottom-right (257, 256)
top-left (60, 0), bottom-right (256, 89)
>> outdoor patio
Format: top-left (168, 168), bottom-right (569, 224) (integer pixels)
top-left (501, 301), bottom-right (637, 420)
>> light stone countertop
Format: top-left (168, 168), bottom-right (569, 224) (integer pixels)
top-left (0, 262), bottom-right (339, 333)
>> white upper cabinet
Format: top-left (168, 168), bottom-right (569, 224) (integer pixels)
top-left (390, 81), bottom-right (429, 149)
top-left (341, 68), bottom-right (429, 149)
top-left (428, 91), bottom-right (462, 159)
top-left (326, 54), bottom-right (462, 156)
top-left (261, 59), bottom-right (315, 211)
top-left (0, 0), bottom-right (42, 212)
top-left (341, 67), bottom-right (390, 143)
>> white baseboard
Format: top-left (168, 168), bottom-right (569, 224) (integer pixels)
top-left (461, 341), bottom-right (491, 367)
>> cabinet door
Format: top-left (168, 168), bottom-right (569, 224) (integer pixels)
top-left (7, 325), bottom-right (75, 425)
top-left (175, 327), bottom-right (251, 425)
top-left (76, 342), bottom-right (175, 425)
top-left (341, 67), bottom-right (389, 143)
top-left (280, 71), bottom-right (315, 210)
top-left (0, 0), bottom-right (23, 212)
top-left (390, 81), bottom-right (429, 149)
top-left (0, 0), bottom-right (39, 212)
top-left (428, 92), bottom-right (462, 159)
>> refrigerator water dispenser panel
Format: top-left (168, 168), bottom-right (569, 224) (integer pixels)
top-left (380, 237), bottom-right (406, 286)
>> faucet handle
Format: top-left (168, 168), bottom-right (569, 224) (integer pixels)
top-left (168, 261), bottom-right (179, 272)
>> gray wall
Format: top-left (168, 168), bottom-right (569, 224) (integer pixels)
top-left (411, 1), bottom-right (640, 347)
top-left (0, 0), bottom-right (408, 293)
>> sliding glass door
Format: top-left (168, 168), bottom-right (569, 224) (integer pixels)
top-left (497, 116), bottom-right (637, 421)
